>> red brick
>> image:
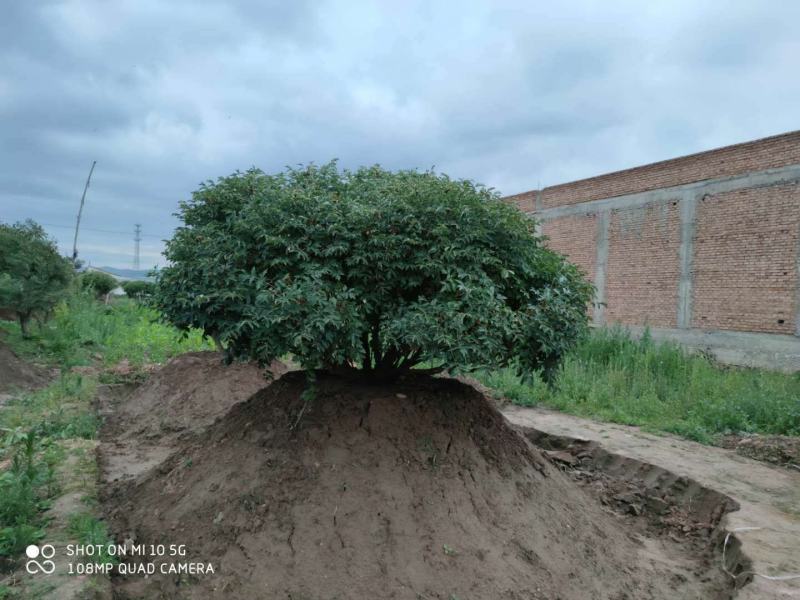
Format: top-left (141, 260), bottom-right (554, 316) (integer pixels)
top-left (692, 183), bottom-right (800, 334)
top-left (604, 202), bottom-right (682, 328)
top-left (541, 215), bottom-right (597, 282)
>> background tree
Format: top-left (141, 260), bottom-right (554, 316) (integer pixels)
top-left (121, 280), bottom-right (154, 301)
top-left (79, 272), bottom-right (117, 300)
top-left (0, 220), bottom-right (73, 336)
top-left (154, 163), bottom-right (593, 379)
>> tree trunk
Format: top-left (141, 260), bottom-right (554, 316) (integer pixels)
top-left (18, 312), bottom-right (31, 338)
top-left (212, 335), bottom-right (224, 353)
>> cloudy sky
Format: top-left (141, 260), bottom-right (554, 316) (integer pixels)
top-left (1, 1), bottom-right (798, 268)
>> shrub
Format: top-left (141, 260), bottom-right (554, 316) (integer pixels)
top-left (0, 220), bottom-right (73, 336)
top-left (80, 272), bottom-right (117, 299)
top-left (121, 280), bottom-right (154, 300)
top-left (154, 163), bottom-right (593, 379)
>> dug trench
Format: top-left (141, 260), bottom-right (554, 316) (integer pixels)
top-left (97, 356), bottom-right (737, 599)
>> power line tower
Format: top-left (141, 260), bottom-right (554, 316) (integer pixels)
top-left (133, 224), bottom-right (142, 270)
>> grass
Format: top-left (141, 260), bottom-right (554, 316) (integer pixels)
top-left (67, 513), bottom-right (118, 567)
top-left (477, 327), bottom-right (800, 444)
top-left (0, 292), bottom-right (211, 578)
top-left (1, 374), bottom-right (97, 439)
top-left (0, 430), bottom-right (61, 557)
top-left (1, 291), bottom-right (212, 369)
top-left (0, 375), bottom-right (98, 559)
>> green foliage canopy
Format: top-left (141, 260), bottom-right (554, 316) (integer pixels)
top-left (154, 163), bottom-right (593, 378)
top-left (0, 220), bottom-right (73, 335)
top-left (121, 280), bottom-right (154, 300)
top-left (80, 272), bottom-right (117, 298)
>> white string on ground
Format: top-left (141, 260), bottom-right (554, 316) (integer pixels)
top-left (722, 527), bottom-right (800, 582)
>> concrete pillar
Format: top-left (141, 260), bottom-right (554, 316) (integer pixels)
top-left (676, 193), bottom-right (697, 329)
top-left (593, 210), bottom-right (610, 326)
top-left (795, 222), bottom-right (800, 337)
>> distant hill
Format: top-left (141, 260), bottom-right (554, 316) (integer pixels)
top-left (96, 266), bottom-right (155, 282)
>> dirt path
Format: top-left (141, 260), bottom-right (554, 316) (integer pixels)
top-left (504, 406), bottom-right (800, 600)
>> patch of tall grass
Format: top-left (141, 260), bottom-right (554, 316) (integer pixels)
top-left (1, 292), bottom-right (212, 368)
top-left (67, 513), bottom-right (118, 567)
top-left (0, 376), bottom-right (94, 558)
top-left (477, 327), bottom-right (800, 443)
top-left (1, 374), bottom-right (97, 439)
top-left (0, 430), bottom-right (61, 557)
top-left (0, 291), bottom-right (210, 566)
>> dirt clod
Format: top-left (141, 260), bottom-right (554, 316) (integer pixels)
top-left (721, 434), bottom-right (800, 470)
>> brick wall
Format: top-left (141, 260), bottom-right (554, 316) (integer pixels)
top-left (604, 201), bottom-right (681, 328)
top-left (505, 130), bottom-right (800, 337)
top-left (692, 183), bottom-right (800, 334)
top-left (506, 190), bottom-right (537, 213)
top-left (541, 214), bottom-right (597, 281)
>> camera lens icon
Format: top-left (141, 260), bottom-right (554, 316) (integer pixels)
top-left (25, 544), bottom-right (56, 574)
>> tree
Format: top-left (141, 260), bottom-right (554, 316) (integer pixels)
top-left (80, 271), bottom-right (117, 299)
top-left (0, 220), bottom-right (73, 336)
top-left (121, 280), bottom-right (154, 300)
top-left (154, 163), bottom-right (593, 379)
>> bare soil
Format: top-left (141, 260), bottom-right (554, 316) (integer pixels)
top-left (0, 342), bottom-right (48, 394)
top-left (97, 351), bottom-right (284, 483)
top-left (100, 370), bottom-right (731, 599)
top-left (505, 406), bottom-right (800, 600)
top-left (720, 434), bottom-right (800, 471)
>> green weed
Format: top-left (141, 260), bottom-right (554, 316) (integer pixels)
top-left (0, 430), bottom-right (60, 557)
top-left (0, 584), bottom-right (21, 600)
top-left (477, 327), bottom-right (800, 443)
top-left (0, 374), bottom-right (95, 559)
top-left (1, 292), bottom-right (212, 369)
top-left (67, 514), bottom-right (118, 566)
top-left (1, 374), bottom-right (96, 439)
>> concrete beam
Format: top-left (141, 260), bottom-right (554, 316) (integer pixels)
top-left (796, 221), bottom-right (800, 337)
top-left (592, 210), bottom-right (610, 326)
top-left (529, 163), bottom-right (800, 222)
top-left (676, 192), bottom-right (697, 329)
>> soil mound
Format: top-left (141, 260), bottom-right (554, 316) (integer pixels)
top-left (106, 372), bottom-right (724, 599)
top-left (0, 343), bottom-right (48, 394)
top-left (111, 351), bottom-right (285, 441)
top-left (99, 351), bottom-right (283, 484)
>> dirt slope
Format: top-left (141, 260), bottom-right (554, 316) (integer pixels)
top-left (105, 372), bottom-right (728, 599)
top-left (99, 351), bottom-right (282, 483)
top-left (109, 351), bottom-right (285, 440)
top-left (0, 342), bottom-right (48, 394)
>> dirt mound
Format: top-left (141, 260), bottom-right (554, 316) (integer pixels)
top-left (111, 351), bottom-right (285, 441)
top-left (0, 343), bottom-right (48, 394)
top-left (99, 351), bottom-right (283, 484)
top-left (106, 372), bottom-right (726, 599)
top-left (721, 434), bottom-right (800, 470)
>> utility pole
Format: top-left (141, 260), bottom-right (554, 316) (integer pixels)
top-left (72, 160), bottom-right (97, 266)
top-left (133, 224), bottom-right (141, 270)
